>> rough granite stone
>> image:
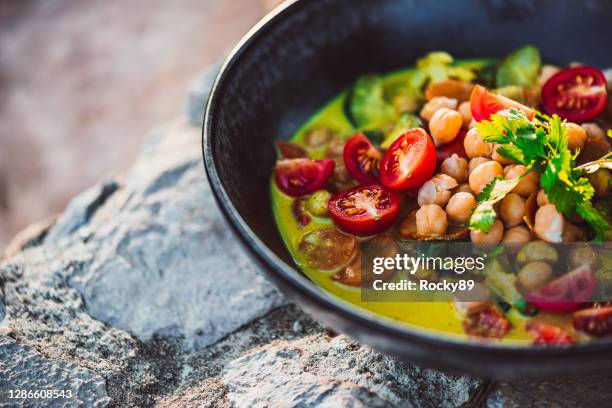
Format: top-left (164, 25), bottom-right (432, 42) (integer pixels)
top-left (222, 334), bottom-right (480, 408)
top-left (44, 180), bottom-right (120, 243)
top-left (58, 119), bottom-right (287, 349)
top-left (0, 336), bottom-right (109, 407)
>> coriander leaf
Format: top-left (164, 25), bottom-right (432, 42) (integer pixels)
top-left (577, 201), bottom-right (611, 242)
top-left (469, 176), bottom-right (522, 233)
top-left (476, 109), bottom-right (544, 165)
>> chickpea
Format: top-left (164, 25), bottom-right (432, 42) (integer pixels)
top-left (568, 245), bottom-right (600, 270)
top-left (516, 241), bottom-right (559, 265)
top-left (588, 169), bottom-right (611, 198)
top-left (504, 165), bottom-right (540, 197)
top-left (441, 154), bottom-right (469, 182)
top-left (416, 204), bottom-right (448, 237)
top-left (579, 122), bottom-right (610, 163)
top-left (538, 65), bottom-right (560, 86)
top-left (469, 157), bottom-right (490, 174)
top-left (499, 193), bottom-right (526, 227)
top-left (429, 108), bottom-right (463, 146)
top-left (580, 122), bottom-right (605, 140)
top-left (469, 161), bottom-right (504, 195)
top-left (518, 261), bottom-right (553, 291)
top-left (536, 189), bottom-right (550, 207)
top-left (417, 173), bottom-right (458, 206)
top-left (566, 122), bottom-right (588, 151)
top-left (420, 96), bottom-right (458, 121)
top-left (454, 183), bottom-right (473, 194)
top-left (464, 128), bottom-right (493, 158)
top-left (446, 192), bottom-right (476, 224)
top-left (562, 221), bottom-right (583, 242)
top-left (470, 219), bottom-right (504, 245)
top-left (458, 101), bottom-right (472, 128)
top-left (534, 204), bottom-right (565, 243)
top-left (502, 225), bottom-right (531, 244)
top-left (491, 144), bottom-right (514, 165)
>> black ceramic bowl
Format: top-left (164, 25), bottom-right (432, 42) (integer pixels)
top-left (203, 0), bottom-right (612, 378)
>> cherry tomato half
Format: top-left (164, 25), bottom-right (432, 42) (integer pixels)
top-left (343, 132), bottom-right (382, 185)
top-left (541, 66), bottom-right (608, 123)
top-left (526, 321), bottom-right (574, 346)
top-left (328, 185), bottom-right (400, 236)
top-left (470, 85), bottom-right (535, 122)
top-left (573, 305), bottom-right (612, 337)
top-left (462, 305), bottom-right (511, 339)
top-left (436, 129), bottom-right (467, 163)
top-left (275, 158), bottom-right (335, 197)
top-left (379, 128), bottom-right (436, 191)
top-left (526, 265), bottom-right (596, 313)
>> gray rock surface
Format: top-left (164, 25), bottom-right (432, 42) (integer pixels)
top-left (0, 336), bottom-right (109, 407)
top-left (223, 335), bottom-right (479, 408)
top-left (63, 119), bottom-right (287, 349)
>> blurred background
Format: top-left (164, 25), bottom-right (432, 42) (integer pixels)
top-left (0, 0), bottom-right (282, 248)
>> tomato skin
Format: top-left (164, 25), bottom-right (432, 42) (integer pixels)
top-left (436, 129), bottom-right (467, 163)
top-left (526, 265), bottom-right (596, 313)
top-left (343, 132), bottom-right (382, 185)
top-left (276, 141), bottom-right (308, 159)
top-left (470, 85), bottom-right (535, 122)
top-left (541, 66), bottom-right (608, 123)
top-left (462, 305), bottom-right (511, 339)
top-left (328, 185), bottom-right (400, 236)
top-left (573, 305), bottom-right (612, 337)
top-left (379, 128), bottom-right (436, 191)
top-left (526, 321), bottom-right (574, 346)
top-left (275, 158), bottom-right (335, 197)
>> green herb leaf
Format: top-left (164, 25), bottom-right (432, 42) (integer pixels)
top-left (469, 176), bottom-right (522, 233)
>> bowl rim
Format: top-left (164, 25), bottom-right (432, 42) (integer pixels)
top-left (202, 0), bottom-right (612, 360)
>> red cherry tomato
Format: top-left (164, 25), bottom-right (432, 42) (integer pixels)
top-left (526, 265), bottom-right (596, 313)
top-left (470, 85), bottom-right (535, 122)
top-left (328, 185), bottom-right (400, 236)
top-left (526, 321), bottom-right (574, 346)
top-left (275, 158), bottom-right (334, 197)
top-left (276, 141), bottom-right (308, 159)
top-left (573, 305), bottom-right (612, 337)
top-left (462, 305), bottom-right (511, 339)
top-left (436, 129), bottom-right (467, 163)
top-left (541, 66), bottom-right (608, 123)
top-left (343, 132), bottom-right (382, 185)
top-left (379, 128), bottom-right (436, 191)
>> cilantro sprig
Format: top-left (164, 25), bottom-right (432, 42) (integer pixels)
top-left (468, 109), bottom-right (611, 241)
